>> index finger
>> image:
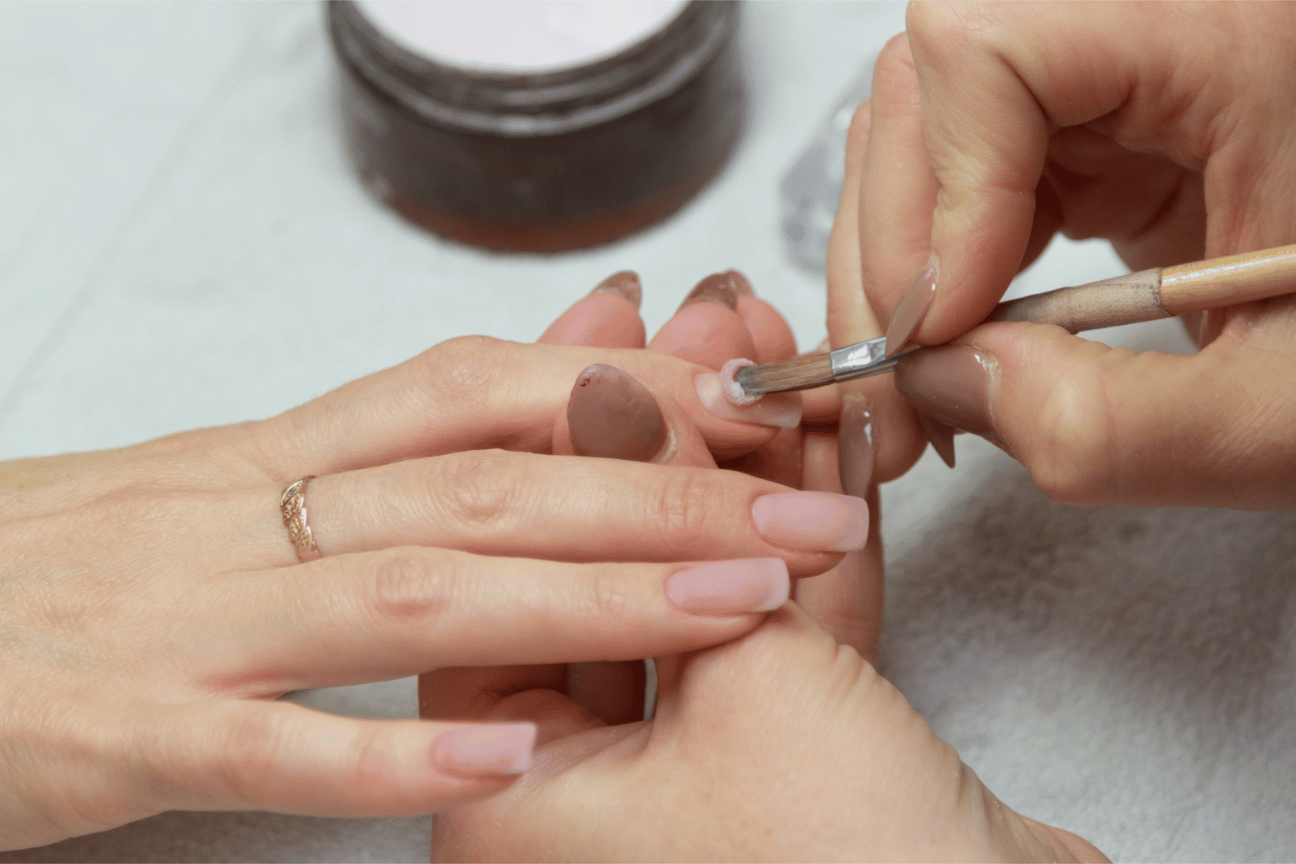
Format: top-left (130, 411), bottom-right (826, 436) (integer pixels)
top-left (251, 338), bottom-right (802, 479)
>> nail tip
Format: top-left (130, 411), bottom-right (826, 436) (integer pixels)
top-left (884, 261), bottom-right (939, 358)
top-left (724, 269), bottom-right (755, 296)
top-left (917, 414), bottom-right (957, 469)
top-left (680, 272), bottom-right (740, 312)
top-left (592, 271), bottom-right (642, 309)
top-left (838, 393), bottom-right (876, 497)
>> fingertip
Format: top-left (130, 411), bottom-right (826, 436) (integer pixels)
top-left (539, 274), bottom-right (647, 348)
top-left (737, 294), bottom-right (798, 364)
top-left (651, 272), bottom-right (757, 367)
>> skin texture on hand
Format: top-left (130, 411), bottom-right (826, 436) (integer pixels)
top-left (425, 271), bottom-right (1106, 862)
top-left (0, 304), bottom-right (866, 850)
top-left (852, 1), bottom-right (1296, 508)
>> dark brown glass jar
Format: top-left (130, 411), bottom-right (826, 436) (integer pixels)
top-left (327, 1), bottom-right (743, 252)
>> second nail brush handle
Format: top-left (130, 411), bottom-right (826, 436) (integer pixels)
top-left (991, 243), bottom-right (1296, 334)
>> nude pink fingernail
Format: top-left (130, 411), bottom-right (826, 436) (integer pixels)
top-left (431, 723), bottom-right (536, 778)
top-left (695, 364), bottom-right (803, 429)
top-left (666, 557), bottom-right (790, 615)
top-left (752, 491), bottom-right (869, 552)
top-left (885, 254), bottom-right (939, 357)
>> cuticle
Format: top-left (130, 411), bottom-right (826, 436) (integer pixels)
top-left (649, 429), bottom-right (679, 465)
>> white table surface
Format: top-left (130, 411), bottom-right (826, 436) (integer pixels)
top-left (1, 2), bottom-right (1293, 861)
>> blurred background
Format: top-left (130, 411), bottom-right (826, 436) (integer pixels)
top-left (2, 3), bottom-right (1292, 862)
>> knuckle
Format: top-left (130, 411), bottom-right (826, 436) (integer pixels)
top-left (432, 449), bottom-right (524, 534)
top-left (1027, 358), bottom-right (1124, 506)
top-left (207, 705), bottom-right (285, 807)
top-left (367, 549), bottom-right (452, 624)
top-left (869, 35), bottom-right (919, 114)
top-left (583, 564), bottom-right (633, 625)
top-left (418, 335), bottom-right (507, 403)
top-left (874, 31), bottom-right (915, 78)
top-left (648, 470), bottom-right (714, 550)
top-left (906, 1), bottom-right (994, 55)
top-left (345, 725), bottom-right (397, 790)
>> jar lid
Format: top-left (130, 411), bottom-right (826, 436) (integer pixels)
top-left (355, 1), bottom-right (688, 74)
top-left (329, 0), bottom-right (739, 137)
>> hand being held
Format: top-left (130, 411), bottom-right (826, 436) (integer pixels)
top-left (0, 278), bottom-right (868, 850)
top-left (855, 1), bottom-right (1296, 509)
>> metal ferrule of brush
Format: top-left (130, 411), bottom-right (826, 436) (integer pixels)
top-left (829, 336), bottom-right (913, 381)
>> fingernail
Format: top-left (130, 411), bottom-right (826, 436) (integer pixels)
top-left (918, 414), bottom-right (957, 469)
top-left (666, 557), bottom-right (790, 615)
top-left (837, 393), bottom-right (875, 496)
top-left (884, 254), bottom-right (939, 357)
top-left (568, 364), bottom-right (668, 462)
top-left (678, 272), bottom-right (740, 312)
top-left (752, 491), bottom-right (869, 552)
top-left (431, 723), bottom-right (536, 778)
top-left (695, 370), bottom-right (803, 429)
top-left (893, 345), bottom-right (997, 436)
top-left (590, 271), bottom-right (642, 310)
top-left (723, 269), bottom-right (755, 296)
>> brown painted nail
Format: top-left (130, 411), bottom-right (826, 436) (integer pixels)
top-left (567, 364), bottom-right (667, 462)
top-left (837, 393), bottom-right (875, 497)
top-left (884, 256), bottom-right (939, 357)
top-left (893, 345), bottom-right (997, 437)
top-left (590, 271), bottom-right (642, 310)
top-left (723, 269), bottom-right (755, 296)
top-left (917, 414), bottom-right (957, 469)
top-left (678, 273), bottom-right (739, 312)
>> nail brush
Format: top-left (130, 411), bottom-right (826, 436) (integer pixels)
top-left (736, 243), bottom-right (1296, 395)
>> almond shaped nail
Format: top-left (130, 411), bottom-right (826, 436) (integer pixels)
top-left (838, 393), bottom-right (875, 497)
top-left (723, 269), bottom-right (755, 296)
top-left (590, 271), bottom-right (642, 310)
top-left (884, 257), bottom-right (939, 357)
top-left (894, 344), bottom-right (997, 437)
top-left (679, 272), bottom-right (740, 312)
top-left (568, 364), bottom-right (668, 462)
top-left (917, 414), bottom-right (957, 469)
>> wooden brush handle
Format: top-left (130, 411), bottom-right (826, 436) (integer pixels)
top-left (1159, 243), bottom-right (1296, 313)
top-left (991, 243), bottom-right (1296, 334)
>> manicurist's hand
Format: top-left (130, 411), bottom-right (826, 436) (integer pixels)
top-left (0, 297), bottom-right (873, 851)
top-left (854, 1), bottom-right (1296, 509)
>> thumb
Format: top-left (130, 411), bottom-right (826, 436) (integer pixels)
top-left (894, 320), bottom-right (1294, 509)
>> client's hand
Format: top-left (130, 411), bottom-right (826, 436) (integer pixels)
top-left (0, 316), bottom-right (866, 850)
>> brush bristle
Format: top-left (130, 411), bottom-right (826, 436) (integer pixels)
top-left (734, 354), bottom-right (834, 395)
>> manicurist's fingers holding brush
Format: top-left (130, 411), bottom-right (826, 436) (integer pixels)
top-left (849, 1), bottom-right (1296, 509)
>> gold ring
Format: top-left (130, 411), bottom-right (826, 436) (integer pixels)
top-left (280, 476), bottom-right (322, 563)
